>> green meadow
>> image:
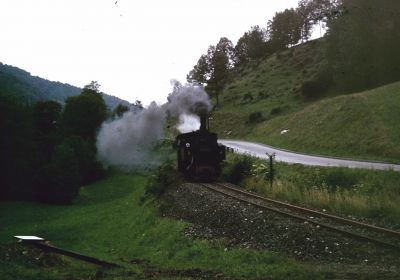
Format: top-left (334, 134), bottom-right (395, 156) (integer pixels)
top-left (0, 171), bottom-right (320, 279)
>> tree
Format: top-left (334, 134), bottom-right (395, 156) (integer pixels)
top-left (31, 101), bottom-right (62, 170)
top-left (84, 80), bottom-right (101, 92)
top-left (296, 0), bottom-right (315, 42)
top-left (0, 95), bottom-right (34, 200)
top-left (0, 83), bottom-right (107, 203)
top-left (234, 26), bottom-right (270, 67)
top-left (32, 101), bottom-right (61, 134)
top-left (209, 37), bottom-right (234, 107)
top-left (187, 37), bottom-right (234, 107)
top-left (187, 54), bottom-right (210, 84)
top-left (134, 99), bottom-right (143, 110)
top-left (61, 82), bottom-right (107, 143)
top-left (63, 135), bottom-right (104, 185)
top-left (112, 103), bottom-right (129, 118)
top-left (296, 0), bottom-right (342, 40)
top-left (327, 0), bottom-right (400, 92)
top-left (307, 0), bottom-right (342, 26)
top-left (35, 140), bottom-right (81, 204)
top-left (268, 8), bottom-right (303, 50)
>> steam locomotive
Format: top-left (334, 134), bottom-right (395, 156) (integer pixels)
top-left (174, 114), bottom-right (225, 180)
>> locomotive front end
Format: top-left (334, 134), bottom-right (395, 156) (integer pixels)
top-left (175, 113), bottom-right (225, 180)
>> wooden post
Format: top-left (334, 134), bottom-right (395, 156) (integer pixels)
top-left (266, 153), bottom-right (275, 189)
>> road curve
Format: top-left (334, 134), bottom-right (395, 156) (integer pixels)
top-left (219, 139), bottom-right (400, 171)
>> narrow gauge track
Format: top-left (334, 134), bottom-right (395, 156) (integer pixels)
top-left (200, 182), bottom-right (400, 251)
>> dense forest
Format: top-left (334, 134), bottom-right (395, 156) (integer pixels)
top-left (0, 81), bottom-right (133, 204)
top-left (187, 0), bottom-right (400, 103)
top-left (0, 62), bottom-right (136, 204)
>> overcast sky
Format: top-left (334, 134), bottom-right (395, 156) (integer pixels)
top-left (0, 0), bottom-right (300, 105)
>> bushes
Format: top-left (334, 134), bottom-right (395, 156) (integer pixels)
top-left (242, 93), bottom-right (253, 103)
top-left (145, 161), bottom-right (181, 197)
top-left (34, 136), bottom-right (105, 204)
top-left (222, 155), bottom-right (253, 184)
top-left (247, 111), bottom-right (264, 124)
top-left (0, 95), bottom-right (38, 200)
top-left (0, 88), bottom-right (107, 204)
top-left (301, 69), bottom-right (332, 99)
top-left (301, 79), bottom-right (324, 99)
top-left (325, 169), bottom-right (358, 190)
top-left (257, 90), bottom-right (268, 99)
top-left (35, 141), bottom-right (81, 204)
top-left (270, 107), bottom-right (282, 115)
top-left (63, 136), bottom-right (104, 184)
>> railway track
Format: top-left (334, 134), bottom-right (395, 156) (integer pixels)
top-left (200, 182), bottom-right (400, 251)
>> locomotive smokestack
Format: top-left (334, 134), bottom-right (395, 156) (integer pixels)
top-left (200, 114), bottom-right (208, 131)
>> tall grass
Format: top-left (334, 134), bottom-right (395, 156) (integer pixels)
top-left (223, 154), bottom-right (400, 227)
top-left (245, 176), bottom-right (400, 226)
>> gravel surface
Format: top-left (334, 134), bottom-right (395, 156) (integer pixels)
top-left (161, 182), bottom-right (400, 278)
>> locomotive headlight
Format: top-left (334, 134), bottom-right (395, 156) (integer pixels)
top-left (185, 143), bottom-right (191, 148)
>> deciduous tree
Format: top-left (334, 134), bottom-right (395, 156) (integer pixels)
top-left (327, 0), bottom-right (400, 92)
top-left (187, 37), bottom-right (234, 107)
top-left (61, 82), bottom-right (107, 143)
top-left (234, 26), bottom-right (270, 67)
top-left (268, 8), bottom-right (302, 50)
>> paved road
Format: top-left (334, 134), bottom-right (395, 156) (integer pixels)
top-left (219, 139), bottom-right (400, 171)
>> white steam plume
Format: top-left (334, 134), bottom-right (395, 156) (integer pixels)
top-left (96, 82), bottom-right (212, 170)
top-left (177, 114), bottom-right (200, 133)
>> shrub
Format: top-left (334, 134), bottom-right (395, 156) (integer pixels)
top-left (35, 141), bottom-right (81, 204)
top-left (270, 107), bottom-right (282, 115)
top-left (227, 84), bottom-right (237, 90)
top-left (301, 69), bottom-right (332, 100)
top-left (325, 169), bottom-right (358, 191)
top-left (146, 161), bottom-right (181, 197)
top-left (222, 155), bottom-right (253, 184)
top-left (301, 80), bottom-right (323, 99)
top-left (242, 93), bottom-right (253, 103)
top-left (257, 91), bottom-right (268, 99)
top-left (247, 112), bottom-right (264, 124)
top-left (63, 135), bottom-right (104, 184)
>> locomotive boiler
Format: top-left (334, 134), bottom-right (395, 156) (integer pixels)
top-left (174, 114), bottom-right (225, 180)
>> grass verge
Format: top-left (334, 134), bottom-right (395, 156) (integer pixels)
top-left (223, 153), bottom-right (400, 228)
top-left (0, 170), bottom-right (320, 279)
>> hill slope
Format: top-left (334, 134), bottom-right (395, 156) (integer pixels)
top-left (210, 40), bottom-right (400, 162)
top-left (0, 62), bottom-right (129, 109)
top-left (249, 82), bottom-right (400, 162)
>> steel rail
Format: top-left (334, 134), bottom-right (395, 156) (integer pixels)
top-left (216, 182), bottom-right (400, 238)
top-left (201, 183), bottom-right (400, 251)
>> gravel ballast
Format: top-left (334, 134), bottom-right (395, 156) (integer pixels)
top-left (161, 182), bottom-right (400, 277)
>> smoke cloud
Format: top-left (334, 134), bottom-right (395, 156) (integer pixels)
top-left (164, 80), bottom-right (212, 117)
top-left (96, 82), bottom-right (212, 170)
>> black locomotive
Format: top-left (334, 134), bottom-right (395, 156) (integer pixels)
top-left (174, 114), bottom-right (225, 180)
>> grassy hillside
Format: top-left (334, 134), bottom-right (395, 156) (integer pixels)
top-left (0, 172), bottom-right (317, 279)
top-left (210, 39), bottom-right (400, 162)
top-left (220, 39), bottom-right (326, 115)
top-left (250, 82), bottom-right (400, 162)
top-left (210, 39), bottom-right (327, 139)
